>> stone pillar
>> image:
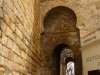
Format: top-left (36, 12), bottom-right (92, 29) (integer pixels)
top-left (60, 55), bottom-right (67, 75)
top-left (61, 64), bottom-right (66, 75)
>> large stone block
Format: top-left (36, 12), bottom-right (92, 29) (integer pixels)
top-left (1, 33), bottom-right (8, 45)
top-left (0, 0), bottom-right (41, 74)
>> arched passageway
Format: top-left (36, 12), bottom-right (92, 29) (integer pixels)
top-left (65, 57), bottom-right (75, 75)
top-left (52, 44), bottom-right (69, 75)
top-left (66, 61), bottom-right (75, 75)
top-left (41, 6), bottom-right (82, 75)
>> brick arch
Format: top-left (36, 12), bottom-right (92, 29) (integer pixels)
top-left (41, 3), bottom-right (82, 75)
top-left (66, 57), bottom-right (74, 64)
top-left (40, 1), bottom-right (83, 32)
top-left (52, 43), bottom-right (69, 75)
top-left (66, 58), bottom-right (75, 75)
top-left (43, 6), bottom-right (77, 30)
top-left (60, 47), bottom-right (74, 75)
top-left (43, 6), bottom-right (77, 23)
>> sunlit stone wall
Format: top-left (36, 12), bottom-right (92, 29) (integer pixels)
top-left (0, 0), bottom-right (42, 75)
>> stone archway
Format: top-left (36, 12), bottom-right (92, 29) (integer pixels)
top-left (60, 47), bottom-right (74, 75)
top-left (66, 61), bottom-right (75, 75)
top-left (52, 44), bottom-right (69, 75)
top-left (41, 6), bottom-right (82, 75)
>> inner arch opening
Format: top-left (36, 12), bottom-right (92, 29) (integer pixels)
top-left (41, 5), bottom-right (82, 75)
top-left (52, 43), bottom-right (72, 75)
top-left (66, 61), bottom-right (75, 75)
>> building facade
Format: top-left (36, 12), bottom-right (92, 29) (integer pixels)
top-left (0, 0), bottom-right (100, 75)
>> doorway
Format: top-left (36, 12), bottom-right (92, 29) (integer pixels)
top-left (42, 6), bottom-right (82, 75)
top-left (88, 70), bottom-right (100, 75)
top-left (66, 62), bottom-right (75, 75)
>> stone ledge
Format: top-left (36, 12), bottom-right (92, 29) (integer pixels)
top-left (81, 29), bottom-right (100, 47)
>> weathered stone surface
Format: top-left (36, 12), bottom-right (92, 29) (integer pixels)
top-left (40, 0), bottom-right (100, 38)
top-left (0, 0), bottom-right (41, 75)
top-left (0, 0), bottom-right (99, 75)
top-left (41, 6), bottom-right (82, 75)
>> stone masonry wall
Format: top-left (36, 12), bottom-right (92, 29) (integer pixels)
top-left (0, 0), bottom-right (41, 75)
top-left (40, 0), bottom-right (100, 38)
